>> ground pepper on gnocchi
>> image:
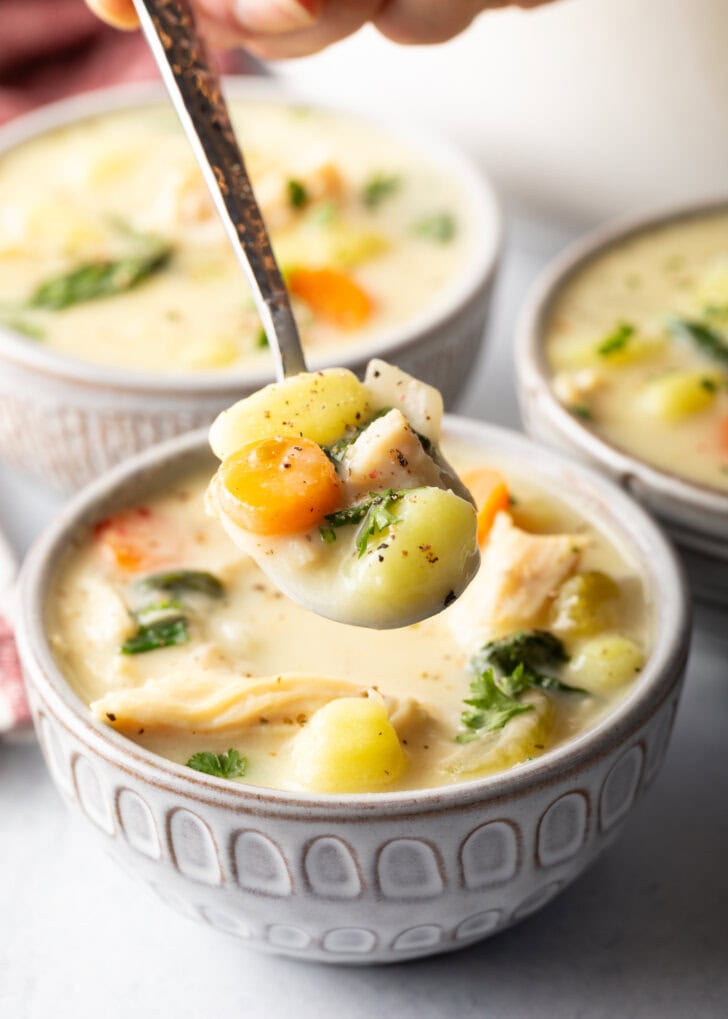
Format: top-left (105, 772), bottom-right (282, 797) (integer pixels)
top-left (47, 427), bottom-right (649, 793)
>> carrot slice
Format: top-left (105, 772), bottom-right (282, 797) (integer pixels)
top-left (220, 436), bottom-right (342, 535)
top-left (462, 468), bottom-right (510, 545)
top-left (289, 267), bottom-right (373, 328)
top-left (94, 507), bottom-right (176, 572)
top-left (719, 416), bottom-right (728, 457)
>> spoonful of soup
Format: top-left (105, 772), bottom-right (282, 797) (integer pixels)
top-left (134, 0), bottom-right (479, 627)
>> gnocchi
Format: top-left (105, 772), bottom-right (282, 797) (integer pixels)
top-left (206, 360), bottom-right (480, 629)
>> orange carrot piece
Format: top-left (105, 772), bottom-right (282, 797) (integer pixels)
top-left (462, 468), bottom-right (510, 545)
top-left (719, 416), bottom-right (728, 456)
top-left (220, 436), bottom-right (342, 535)
top-left (94, 507), bottom-right (176, 573)
top-left (289, 267), bottom-right (373, 329)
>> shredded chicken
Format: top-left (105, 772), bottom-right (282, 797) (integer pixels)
top-left (449, 511), bottom-right (587, 649)
top-left (340, 409), bottom-right (446, 499)
top-left (91, 672), bottom-right (367, 734)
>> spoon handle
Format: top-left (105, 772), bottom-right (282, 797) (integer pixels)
top-left (133, 0), bottom-right (307, 380)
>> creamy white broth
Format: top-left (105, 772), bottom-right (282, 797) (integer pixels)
top-left (545, 212), bottom-right (728, 492)
top-left (0, 102), bottom-right (470, 373)
top-left (47, 444), bottom-right (649, 793)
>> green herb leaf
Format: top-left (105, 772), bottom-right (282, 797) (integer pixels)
top-left (256, 327), bottom-right (269, 349)
top-left (569, 404), bottom-right (593, 421)
top-left (412, 212), bottom-right (456, 243)
top-left (667, 316), bottom-right (728, 367)
top-left (476, 629), bottom-right (583, 694)
top-left (319, 488), bottom-right (407, 556)
top-left (456, 631), bottom-right (584, 743)
top-left (597, 321), bottom-right (635, 357)
top-left (456, 665), bottom-right (533, 740)
top-left (134, 570), bottom-right (224, 599)
top-left (186, 748), bottom-right (247, 779)
top-left (361, 173), bottom-right (401, 209)
top-left (121, 617), bottom-right (188, 655)
top-left (287, 179), bottom-right (308, 210)
top-left (29, 240), bottom-right (172, 311)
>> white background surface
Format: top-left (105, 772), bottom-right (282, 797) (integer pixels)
top-left (1, 210), bottom-right (727, 1018)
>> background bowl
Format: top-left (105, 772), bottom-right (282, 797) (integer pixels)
top-left (16, 419), bottom-right (689, 964)
top-left (515, 196), bottom-right (728, 605)
top-left (0, 80), bottom-right (501, 493)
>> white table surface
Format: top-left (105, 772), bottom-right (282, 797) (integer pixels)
top-left (2, 209), bottom-right (727, 1019)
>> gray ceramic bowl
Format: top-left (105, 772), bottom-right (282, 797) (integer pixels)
top-left (15, 419), bottom-right (689, 964)
top-left (0, 80), bottom-right (501, 493)
top-left (515, 197), bottom-right (728, 604)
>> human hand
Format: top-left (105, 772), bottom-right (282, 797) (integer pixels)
top-left (86, 1), bottom-right (553, 60)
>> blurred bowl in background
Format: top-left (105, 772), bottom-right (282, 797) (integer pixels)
top-left (0, 80), bottom-right (501, 492)
top-left (516, 196), bottom-right (728, 604)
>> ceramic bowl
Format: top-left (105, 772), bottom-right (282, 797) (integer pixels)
top-left (0, 80), bottom-right (501, 493)
top-left (15, 420), bottom-right (689, 964)
top-left (515, 197), bottom-right (728, 604)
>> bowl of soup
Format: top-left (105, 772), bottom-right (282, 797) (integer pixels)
top-left (15, 419), bottom-right (688, 963)
top-left (516, 198), bottom-right (728, 603)
top-left (0, 80), bottom-right (500, 492)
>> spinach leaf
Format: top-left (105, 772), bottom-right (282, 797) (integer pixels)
top-left (121, 617), bottom-right (188, 655)
top-left (29, 240), bottom-right (172, 311)
top-left (667, 316), bottom-right (728, 368)
top-left (134, 569), bottom-right (224, 600)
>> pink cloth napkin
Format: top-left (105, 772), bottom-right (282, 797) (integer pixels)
top-left (0, 614), bottom-right (30, 735)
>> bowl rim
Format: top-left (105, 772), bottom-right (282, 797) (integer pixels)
top-left (515, 192), bottom-right (728, 514)
top-left (16, 416), bottom-right (690, 817)
top-left (0, 78), bottom-right (501, 396)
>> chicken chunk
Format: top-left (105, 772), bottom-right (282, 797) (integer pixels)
top-left (340, 409), bottom-right (445, 499)
top-left (448, 511), bottom-right (586, 650)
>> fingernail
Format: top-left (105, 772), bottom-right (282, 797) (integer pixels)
top-left (233, 0), bottom-right (320, 34)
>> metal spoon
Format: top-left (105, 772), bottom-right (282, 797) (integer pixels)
top-left (132, 0), bottom-right (307, 380)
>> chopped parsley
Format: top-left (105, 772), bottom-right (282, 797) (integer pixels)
top-left (361, 173), bottom-right (401, 209)
top-left (667, 316), bottom-right (728, 368)
top-left (186, 748), bottom-right (247, 779)
top-left (597, 321), bottom-right (635, 357)
top-left (412, 212), bottom-right (456, 243)
top-left (456, 666), bottom-right (533, 742)
top-left (456, 630), bottom-right (583, 743)
top-left (287, 179), bottom-right (308, 210)
top-left (121, 617), bottom-right (188, 655)
top-left (256, 327), bottom-right (269, 349)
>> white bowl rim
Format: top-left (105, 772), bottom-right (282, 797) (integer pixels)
top-left (515, 192), bottom-right (728, 515)
top-left (16, 416), bottom-right (690, 816)
top-left (0, 78), bottom-right (502, 396)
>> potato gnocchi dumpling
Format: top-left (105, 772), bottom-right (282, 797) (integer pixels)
top-left (206, 359), bottom-right (480, 628)
top-left (48, 440), bottom-right (650, 794)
